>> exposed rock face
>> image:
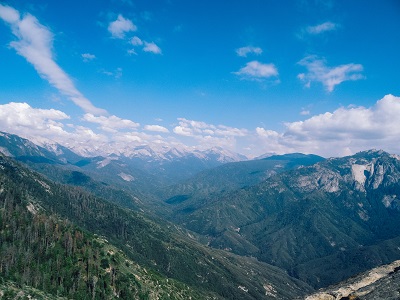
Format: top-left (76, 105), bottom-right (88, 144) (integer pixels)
top-left (305, 260), bottom-right (400, 300)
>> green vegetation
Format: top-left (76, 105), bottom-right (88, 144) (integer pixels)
top-left (0, 156), bottom-right (209, 299)
top-left (161, 151), bottom-right (400, 288)
top-left (0, 154), bottom-right (312, 299)
top-left (4, 131), bottom-right (400, 298)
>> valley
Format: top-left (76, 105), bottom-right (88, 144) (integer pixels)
top-left (1, 131), bottom-right (400, 299)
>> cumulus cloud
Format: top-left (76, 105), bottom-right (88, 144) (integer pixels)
top-left (298, 55), bottom-right (364, 92)
top-left (0, 4), bottom-right (106, 115)
top-left (81, 53), bottom-right (96, 62)
top-left (0, 102), bottom-right (159, 156)
top-left (107, 14), bottom-right (161, 56)
top-left (131, 36), bottom-right (143, 46)
top-left (143, 41), bottom-right (162, 54)
top-left (285, 95), bottom-right (400, 139)
top-left (108, 14), bottom-right (136, 39)
top-left (306, 21), bottom-right (338, 35)
top-left (129, 38), bottom-right (161, 55)
top-left (236, 46), bottom-right (263, 57)
top-left (0, 102), bottom-right (74, 146)
top-left (144, 125), bottom-right (169, 133)
top-left (234, 60), bottom-right (278, 80)
top-left (83, 113), bottom-right (140, 133)
top-left (255, 94), bottom-right (400, 156)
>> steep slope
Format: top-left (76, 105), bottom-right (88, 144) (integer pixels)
top-left (0, 131), bottom-right (60, 163)
top-left (165, 150), bottom-right (400, 288)
top-left (0, 159), bottom-right (206, 299)
top-left (0, 153), bottom-right (312, 299)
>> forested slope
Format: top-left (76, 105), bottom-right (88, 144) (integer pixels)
top-left (0, 153), bottom-right (312, 299)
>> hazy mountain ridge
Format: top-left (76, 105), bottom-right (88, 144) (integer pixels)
top-left (0, 131), bottom-right (247, 185)
top-left (0, 131), bottom-right (249, 211)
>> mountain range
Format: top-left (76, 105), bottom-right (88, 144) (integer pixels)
top-left (1, 130), bottom-right (400, 299)
top-left (162, 149), bottom-right (400, 288)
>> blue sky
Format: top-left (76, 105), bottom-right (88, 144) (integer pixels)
top-left (0, 0), bottom-right (399, 157)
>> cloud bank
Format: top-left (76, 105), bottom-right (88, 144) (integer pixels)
top-left (256, 94), bottom-right (400, 156)
top-left (0, 95), bottom-right (399, 157)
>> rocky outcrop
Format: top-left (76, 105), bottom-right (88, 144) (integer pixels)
top-left (305, 260), bottom-right (400, 300)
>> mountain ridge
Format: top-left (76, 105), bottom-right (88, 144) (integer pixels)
top-left (0, 130), bottom-right (248, 184)
top-left (2, 130), bottom-right (400, 297)
top-left (160, 149), bottom-right (400, 288)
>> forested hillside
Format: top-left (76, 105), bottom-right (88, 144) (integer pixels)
top-left (0, 155), bottom-right (209, 299)
top-left (161, 150), bottom-right (400, 288)
top-left (0, 153), bottom-right (312, 299)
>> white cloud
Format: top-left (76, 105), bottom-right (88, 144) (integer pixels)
top-left (173, 125), bottom-right (192, 136)
top-left (172, 119), bottom-right (242, 150)
top-left (83, 113), bottom-right (139, 133)
top-left (255, 94), bottom-right (400, 157)
top-left (107, 16), bottom-right (161, 57)
top-left (234, 60), bottom-right (278, 80)
top-left (143, 41), bottom-right (162, 54)
top-left (236, 46), bottom-right (263, 57)
top-left (0, 102), bottom-right (68, 128)
top-left (173, 118), bottom-right (248, 137)
top-left (306, 21), bottom-right (338, 34)
top-left (131, 36), bottom-right (143, 46)
top-left (0, 102), bottom-right (72, 145)
top-left (1, 95), bottom-right (400, 158)
top-left (0, 4), bottom-right (106, 115)
top-left (128, 36), bottom-right (143, 55)
top-left (0, 102), bottom-right (170, 156)
top-left (256, 127), bottom-right (280, 138)
top-left (0, 4), bottom-right (19, 23)
top-left (82, 53), bottom-right (96, 62)
top-left (144, 125), bottom-right (169, 133)
top-left (298, 55), bottom-right (364, 92)
top-left (108, 14), bottom-right (136, 39)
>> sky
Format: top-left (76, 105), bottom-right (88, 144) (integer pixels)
top-left (0, 0), bottom-right (399, 158)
